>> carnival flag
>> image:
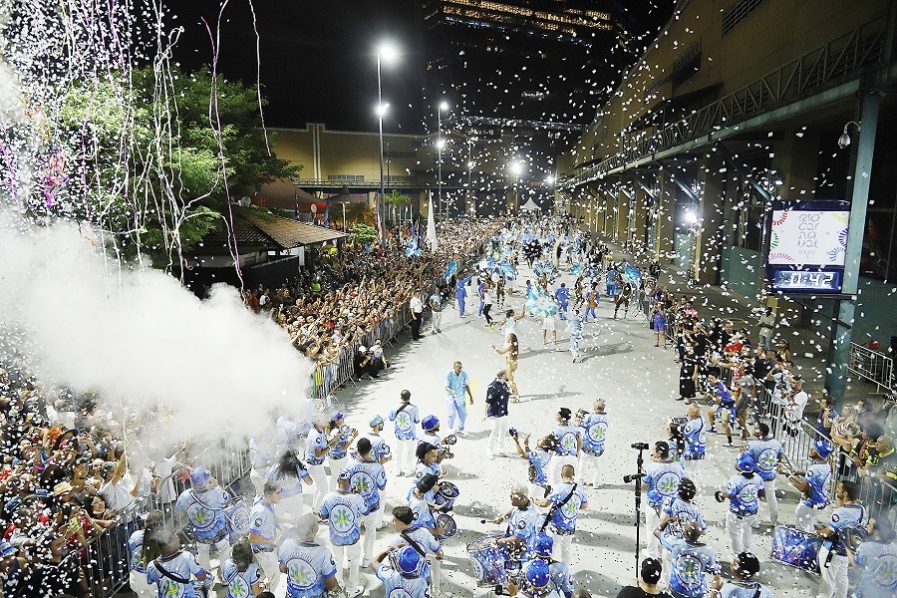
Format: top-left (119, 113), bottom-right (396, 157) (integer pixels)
top-left (426, 190), bottom-right (438, 251)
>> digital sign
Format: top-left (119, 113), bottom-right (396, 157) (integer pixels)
top-left (766, 200), bottom-right (850, 295)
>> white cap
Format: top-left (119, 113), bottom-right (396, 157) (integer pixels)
top-left (358, 346), bottom-right (367, 353)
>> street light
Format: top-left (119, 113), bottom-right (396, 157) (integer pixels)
top-left (376, 40), bottom-right (400, 245)
top-left (437, 100), bottom-right (449, 218)
top-left (509, 159), bottom-right (525, 213)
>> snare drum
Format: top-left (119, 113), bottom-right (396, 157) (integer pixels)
top-left (772, 525), bottom-right (822, 574)
top-left (467, 534), bottom-right (508, 587)
top-left (434, 481), bottom-right (460, 511)
top-left (435, 513), bottom-right (457, 539)
top-left (224, 498), bottom-right (250, 544)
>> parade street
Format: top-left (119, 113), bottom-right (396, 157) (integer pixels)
top-left (327, 262), bottom-right (816, 598)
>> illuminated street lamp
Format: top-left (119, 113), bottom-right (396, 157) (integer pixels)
top-left (509, 159), bottom-right (525, 212)
top-left (437, 100), bottom-right (449, 217)
top-left (375, 40), bottom-right (400, 244)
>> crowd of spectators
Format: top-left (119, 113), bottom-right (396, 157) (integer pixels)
top-left (0, 364), bottom-right (203, 597)
top-left (243, 218), bottom-right (506, 372)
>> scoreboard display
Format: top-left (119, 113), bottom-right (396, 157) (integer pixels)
top-left (765, 200), bottom-right (850, 294)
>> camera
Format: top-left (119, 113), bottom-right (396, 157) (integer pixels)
top-left (631, 442), bottom-right (650, 450)
top-left (623, 473), bottom-right (645, 483)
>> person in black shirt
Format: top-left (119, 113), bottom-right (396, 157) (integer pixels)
top-left (615, 557), bottom-right (672, 598)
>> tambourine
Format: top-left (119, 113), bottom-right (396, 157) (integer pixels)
top-left (443, 434), bottom-right (458, 446)
top-left (435, 513), bottom-right (458, 539)
top-left (714, 491), bottom-right (726, 503)
top-left (339, 424), bottom-right (357, 438)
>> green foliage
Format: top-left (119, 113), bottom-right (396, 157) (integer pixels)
top-left (385, 190), bottom-right (411, 206)
top-left (349, 223), bottom-right (378, 245)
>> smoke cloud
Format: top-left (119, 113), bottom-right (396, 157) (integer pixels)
top-left (0, 217), bottom-right (313, 463)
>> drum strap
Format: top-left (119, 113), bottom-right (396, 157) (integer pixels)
top-left (400, 531), bottom-right (426, 558)
top-left (541, 484), bottom-right (577, 532)
top-left (153, 555), bottom-right (191, 585)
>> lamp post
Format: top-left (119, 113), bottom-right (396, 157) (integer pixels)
top-left (376, 41), bottom-right (399, 245)
top-left (509, 159), bottom-right (524, 213)
top-left (437, 100), bottom-right (449, 218)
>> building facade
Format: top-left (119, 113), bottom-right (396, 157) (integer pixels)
top-left (559, 0), bottom-right (897, 396)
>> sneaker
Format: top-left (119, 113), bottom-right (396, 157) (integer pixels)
top-left (349, 586), bottom-right (365, 598)
top-left (708, 427), bottom-right (718, 433)
top-left (724, 441), bottom-right (735, 448)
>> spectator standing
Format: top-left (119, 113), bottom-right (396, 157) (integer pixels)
top-left (409, 290), bottom-right (424, 340)
top-left (756, 307), bottom-right (776, 348)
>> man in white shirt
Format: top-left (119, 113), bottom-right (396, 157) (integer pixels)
top-left (785, 376), bottom-right (809, 435)
top-left (409, 290), bottom-right (424, 340)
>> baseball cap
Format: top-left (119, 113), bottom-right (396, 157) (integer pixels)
top-left (531, 533), bottom-right (553, 557)
top-left (737, 452), bottom-right (756, 473)
top-left (640, 557), bottom-right (662, 584)
top-left (331, 411), bottom-right (345, 422)
top-left (190, 467), bottom-right (211, 489)
top-left (422, 415), bottom-right (439, 432)
top-left (358, 346), bottom-right (367, 353)
top-left (395, 546), bottom-right (423, 577)
top-left (814, 439), bottom-right (834, 459)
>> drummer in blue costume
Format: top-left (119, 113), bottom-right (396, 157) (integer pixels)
top-left (511, 432), bottom-right (556, 500)
top-left (507, 559), bottom-right (563, 598)
top-left (853, 519), bottom-right (897, 598)
top-left (266, 451), bottom-right (313, 520)
top-left (519, 534), bottom-right (574, 598)
top-left (175, 466), bottom-right (233, 571)
top-left (145, 528), bottom-right (209, 598)
top-left (364, 415), bottom-right (392, 466)
top-left (789, 439), bottom-right (833, 533)
top-left (249, 481), bottom-right (282, 590)
top-left (128, 510), bottom-right (162, 597)
top-left (682, 405), bottom-right (707, 488)
top-left (577, 400), bottom-right (608, 486)
top-left (642, 442), bottom-right (685, 558)
top-left (657, 478), bottom-right (706, 578)
top-left (388, 389), bottom-right (420, 478)
top-left (534, 464), bottom-right (588, 566)
top-left (341, 437), bottom-right (388, 568)
top-left (550, 408), bottom-right (582, 485)
top-left (492, 485), bottom-right (546, 561)
top-left (319, 471), bottom-right (366, 595)
top-left (716, 453), bottom-right (765, 560)
top-left (383, 505), bottom-right (445, 593)
top-left (277, 514), bottom-right (341, 598)
top-left (816, 480), bottom-right (868, 598)
top-left (712, 552), bottom-right (774, 598)
top-left (744, 422), bottom-right (783, 526)
top-left (373, 546), bottom-right (430, 598)
top-left (656, 521), bottom-right (720, 598)
top-left (220, 538), bottom-right (264, 598)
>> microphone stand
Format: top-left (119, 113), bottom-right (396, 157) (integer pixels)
top-left (624, 443), bottom-right (649, 579)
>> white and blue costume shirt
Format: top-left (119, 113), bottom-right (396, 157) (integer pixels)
top-left (855, 539), bottom-right (897, 598)
top-left (825, 503), bottom-right (868, 556)
top-left (580, 413), bottom-right (608, 456)
top-left (175, 486), bottom-right (230, 543)
top-left (320, 490), bottom-right (366, 546)
top-left (719, 581), bottom-right (775, 598)
top-left (249, 498), bottom-right (279, 551)
top-left (388, 404), bottom-right (420, 441)
top-left (146, 551), bottom-right (207, 598)
top-left (342, 458), bottom-right (387, 513)
top-left (659, 538), bottom-right (719, 598)
top-left (726, 474), bottom-right (764, 516)
top-left (682, 417), bottom-right (707, 460)
top-left (127, 530), bottom-right (145, 574)
top-left (528, 449), bottom-right (551, 485)
top-left (643, 461), bottom-right (685, 511)
top-left (376, 564), bottom-right (431, 597)
top-left (305, 428), bottom-right (328, 466)
top-left (803, 462), bottom-right (832, 508)
top-left (277, 539), bottom-right (337, 598)
top-left (220, 560), bottom-right (261, 598)
top-left (546, 482), bottom-right (588, 535)
top-left (266, 462), bottom-right (310, 499)
top-left (746, 438), bottom-right (783, 482)
top-left (660, 498), bottom-right (707, 543)
top-left (553, 425), bottom-right (582, 457)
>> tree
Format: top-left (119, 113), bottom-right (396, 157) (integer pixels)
top-left (385, 190), bottom-right (412, 224)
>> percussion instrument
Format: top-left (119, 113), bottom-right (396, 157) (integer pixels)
top-left (435, 513), bottom-right (457, 539)
top-left (224, 498), bottom-right (250, 544)
top-left (772, 525), bottom-right (821, 574)
top-left (467, 535), bottom-right (509, 587)
top-left (434, 481), bottom-right (460, 511)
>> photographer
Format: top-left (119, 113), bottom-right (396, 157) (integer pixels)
top-left (614, 558), bottom-right (672, 598)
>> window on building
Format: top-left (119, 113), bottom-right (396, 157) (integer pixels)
top-left (722, 0), bottom-right (768, 35)
top-left (671, 42), bottom-right (701, 89)
top-left (327, 174), bottom-right (365, 183)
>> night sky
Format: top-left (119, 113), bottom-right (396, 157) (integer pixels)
top-left (165, 0), bottom-right (672, 133)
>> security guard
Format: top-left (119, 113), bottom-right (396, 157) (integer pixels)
top-left (716, 453), bottom-right (765, 560)
top-left (277, 514), bottom-right (340, 598)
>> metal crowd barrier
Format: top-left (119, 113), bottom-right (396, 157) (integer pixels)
top-left (73, 442), bottom-right (252, 598)
top-left (755, 383), bottom-right (897, 529)
top-left (849, 342), bottom-right (894, 393)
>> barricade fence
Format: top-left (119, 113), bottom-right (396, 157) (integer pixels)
top-left (848, 342), bottom-right (894, 394)
top-left (755, 383), bottom-right (897, 530)
top-left (72, 442), bottom-right (251, 598)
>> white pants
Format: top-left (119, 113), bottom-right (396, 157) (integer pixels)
top-left (817, 548), bottom-right (848, 598)
top-left (646, 506), bottom-right (661, 558)
top-left (549, 455), bottom-right (577, 485)
top-left (332, 540), bottom-right (362, 588)
top-left (255, 549), bottom-right (281, 592)
top-left (308, 464), bottom-right (328, 511)
top-left (130, 570), bottom-right (155, 597)
top-left (431, 310), bottom-right (443, 332)
top-left (328, 456), bottom-right (348, 491)
top-left (550, 531), bottom-right (574, 566)
top-left (279, 492), bottom-right (305, 522)
top-left (764, 478), bottom-right (779, 526)
top-left (683, 458), bottom-right (703, 490)
top-left (362, 507), bottom-right (384, 561)
top-left (395, 439), bottom-right (417, 476)
top-left (570, 333), bottom-right (582, 358)
top-left (796, 502), bottom-right (820, 533)
top-left (195, 537), bottom-right (230, 572)
top-left (487, 416), bottom-right (509, 456)
top-left (726, 512), bottom-right (755, 558)
top-left (430, 558), bottom-right (443, 594)
top-left (577, 451), bottom-right (603, 486)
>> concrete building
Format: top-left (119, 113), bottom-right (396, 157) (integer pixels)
top-left (558, 0), bottom-right (897, 397)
